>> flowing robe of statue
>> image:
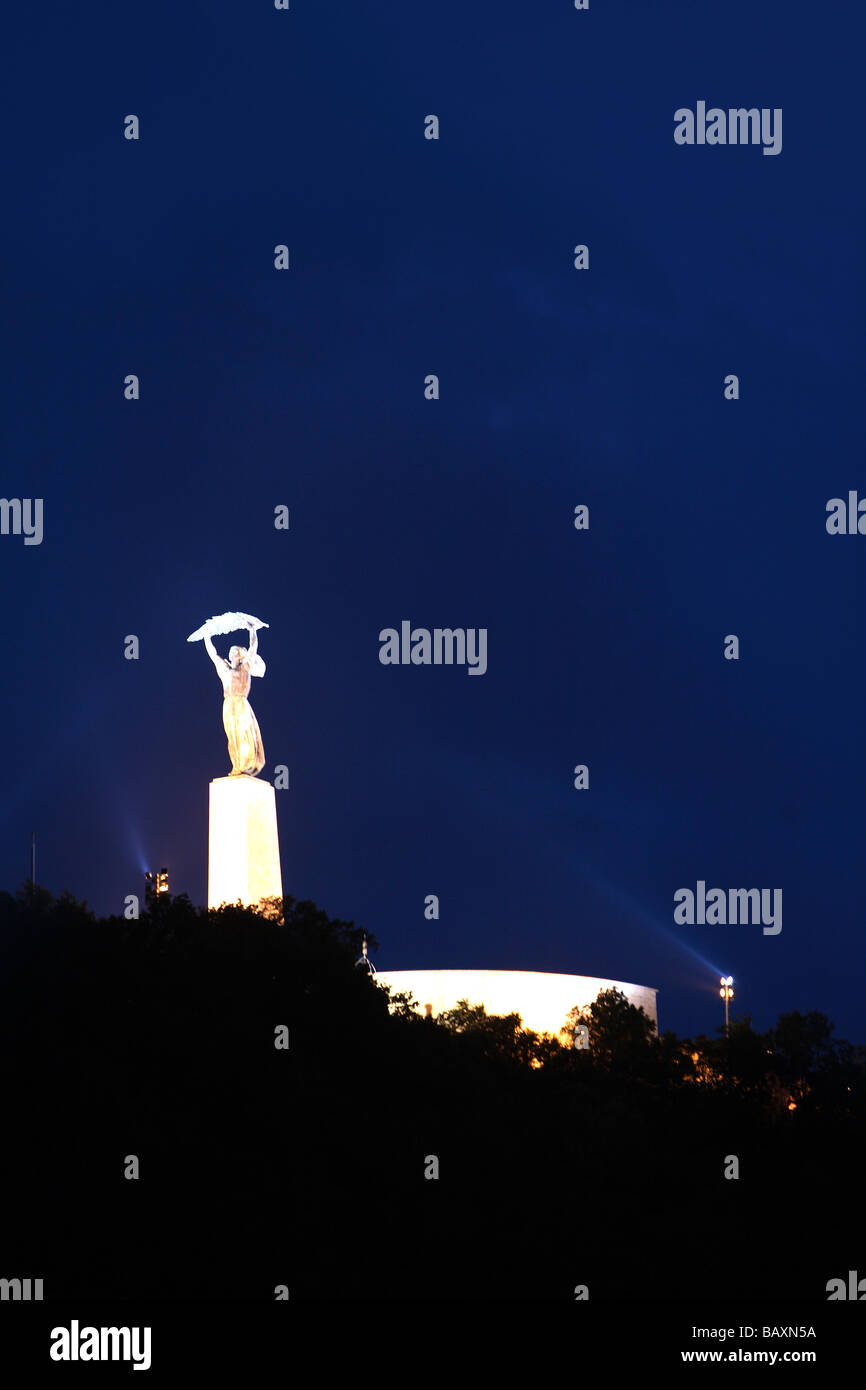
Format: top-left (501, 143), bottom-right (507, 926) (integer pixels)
top-left (202, 622), bottom-right (266, 776)
top-left (219, 653), bottom-right (265, 776)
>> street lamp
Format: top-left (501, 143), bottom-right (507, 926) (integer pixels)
top-left (719, 976), bottom-right (734, 1036)
top-left (144, 867), bottom-right (170, 907)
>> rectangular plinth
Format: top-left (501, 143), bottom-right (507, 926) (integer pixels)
top-left (208, 776), bottom-right (283, 910)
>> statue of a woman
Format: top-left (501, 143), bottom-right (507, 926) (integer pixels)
top-left (203, 619), bottom-right (266, 777)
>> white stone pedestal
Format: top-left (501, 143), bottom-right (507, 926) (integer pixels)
top-left (208, 776), bottom-right (283, 910)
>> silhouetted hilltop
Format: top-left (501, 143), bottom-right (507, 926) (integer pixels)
top-left (1, 888), bottom-right (863, 1301)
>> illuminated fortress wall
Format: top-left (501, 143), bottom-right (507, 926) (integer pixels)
top-left (375, 969), bottom-right (658, 1038)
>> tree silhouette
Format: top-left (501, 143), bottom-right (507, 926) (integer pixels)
top-left (564, 987), bottom-right (657, 1073)
top-left (437, 998), bottom-right (559, 1067)
top-left (0, 886), bottom-right (863, 1301)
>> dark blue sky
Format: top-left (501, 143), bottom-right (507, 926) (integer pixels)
top-left (2, 1), bottom-right (863, 1040)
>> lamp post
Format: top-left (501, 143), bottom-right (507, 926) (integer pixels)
top-left (719, 976), bottom-right (734, 1037)
top-left (144, 867), bottom-right (170, 907)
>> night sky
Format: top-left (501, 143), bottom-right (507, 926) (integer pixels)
top-left (3, 1), bottom-right (863, 1041)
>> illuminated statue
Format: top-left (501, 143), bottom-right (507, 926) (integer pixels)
top-left (188, 612), bottom-right (269, 777)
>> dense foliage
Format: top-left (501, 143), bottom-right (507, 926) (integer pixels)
top-left (1, 885), bottom-right (862, 1301)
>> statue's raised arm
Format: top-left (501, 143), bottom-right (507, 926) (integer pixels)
top-left (204, 632), bottom-right (227, 672)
